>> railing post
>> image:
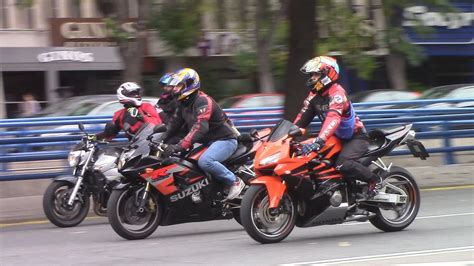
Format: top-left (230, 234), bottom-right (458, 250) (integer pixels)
top-left (442, 121), bottom-right (455, 165)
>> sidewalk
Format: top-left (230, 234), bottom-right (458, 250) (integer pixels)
top-left (1, 162), bottom-right (472, 224)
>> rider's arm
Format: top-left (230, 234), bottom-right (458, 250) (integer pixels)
top-left (96, 111), bottom-right (122, 140)
top-left (318, 89), bottom-right (347, 141)
top-left (179, 96), bottom-right (212, 149)
top-left (141, 103), bottom-right (162, 125)
top-left (165, 106), bottom-right (185, 141)
top-left (294, 92), bottom-right (317, 128)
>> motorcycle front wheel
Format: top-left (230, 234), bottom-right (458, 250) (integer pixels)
top-left (369, 166), bottom-right (421, 232)
top-left (240, 185), bottom-right (296, 244)
top-left (43, 181), bottom-right (90, 227)
top-left (107, 186), bottom-right (162, 240)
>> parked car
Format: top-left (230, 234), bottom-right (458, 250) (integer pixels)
top-left (415, 84), bottom-right (474, 108)
top-left (33, 95), bottom-right (159, 137)
top-left (349, 89), bottom-right (420, 109)
top-left (30, 95), bottom-right (159, 118)
top-left (219, 93), bottom-right (284, 129)
top-left (219, 93), bottom-right (284, 109)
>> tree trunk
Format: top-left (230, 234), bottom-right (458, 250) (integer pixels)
top-left (117, 0), bottom-right (149, 84)
top-left (256, 39), bottom-right (275, 93)
top-left (386, 53), bottom-right (407, 90)
top-left (283, 0), bottom-right (316, 120)
top-left (255, 0), bottom-right (288, 94)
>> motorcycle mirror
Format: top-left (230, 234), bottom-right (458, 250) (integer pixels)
top-left (78, 123), bottom-right (85, 132)
top-left (153, 124), bottom-right (167, 134)
top-left (250, 129), bottom-right (258, 137)
top-left (288, 127), bottom-right (303, 137)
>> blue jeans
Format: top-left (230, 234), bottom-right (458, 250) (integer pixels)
top-left (198, 139), bottom-right (238, 186)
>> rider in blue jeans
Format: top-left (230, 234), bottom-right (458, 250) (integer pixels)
top-left (162, 68), bottom-right (244, 200)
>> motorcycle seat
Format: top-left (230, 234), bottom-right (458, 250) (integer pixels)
top-left (224, 142), bottom-right (250, 164)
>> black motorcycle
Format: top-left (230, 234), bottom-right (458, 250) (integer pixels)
top-left (107, 123), bottom-right (270, 240)
top-left (43, 124), bottom-right (123, 227)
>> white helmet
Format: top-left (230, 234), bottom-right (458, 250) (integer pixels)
top-left (117, 82), bottom-right (142, 106)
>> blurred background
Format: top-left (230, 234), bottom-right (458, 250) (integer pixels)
top-left (0, 0), bottom-right (473, 119)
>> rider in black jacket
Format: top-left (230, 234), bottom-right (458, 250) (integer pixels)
top-left (162, 68), bottom-right (244, 200)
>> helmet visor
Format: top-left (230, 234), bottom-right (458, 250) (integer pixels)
top-left (122, 88), bottom-right (141, 98)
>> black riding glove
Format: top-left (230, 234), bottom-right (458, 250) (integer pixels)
top-left (162, 144), bottom-right (185, 157)
top-left (300, 137), bottom-right (325, 156)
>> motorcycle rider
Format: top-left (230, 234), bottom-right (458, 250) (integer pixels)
top-left (156, 73), bottom-right (177, 124)
top-left (161, 68), bottom-right (245, 200)
top-left (95, 82), bottom-right (162, 141)
top-left (295, 56), bottom-right (382, 197)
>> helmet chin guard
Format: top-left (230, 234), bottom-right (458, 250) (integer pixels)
top-left (301, 56), bottom-right (340, 92)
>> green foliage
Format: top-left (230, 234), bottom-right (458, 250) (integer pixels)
top-left (15, 0), bottom-right (34, 8)
top-left (382, 0), bottom-right (455, 66)
top-left (103, 18), bottom-right (132, 41)
top-left (232, 20), bottom-right (289, 79)
top-left (148, 1), bottom-right (202, 55)
top-left (317, 2), bottom-right (378, 79)
top-left (386, 27), bottom-right (425, 66)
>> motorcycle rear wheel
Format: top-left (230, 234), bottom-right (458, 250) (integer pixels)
top-left (241, 185), bottom-right (296, 244)
top-left (369, 166), bottom-right (420, 232)
top-left (108, 187), bottom-right (161, 240)
top-left (43, 181), bottom-right (90, 227)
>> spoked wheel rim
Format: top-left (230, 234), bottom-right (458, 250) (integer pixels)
top-left (116, 189), bottom-right (160, 234)
top-left (250, 189), bottom-right (295, 238)
top-left (377, 174), bottom-right (418, 224)
top-left (52, 186), bottom-right (83, 219)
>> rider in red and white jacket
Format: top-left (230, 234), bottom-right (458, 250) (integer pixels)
top-left (96, 82), bottom-right (162, 141)
top-left (295, 56), bottom-right (381, 197)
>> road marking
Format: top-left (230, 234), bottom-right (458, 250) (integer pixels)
top-left (0, 216), bottom-right (103, 228)
top-left (421, 185), bottom-right (474, 191)
top-left (415, 212), bottom-right (474, 220)
top-left (282, 246), bottom-right (474, 265)
top-left (0, 185), bottom-right (472, 228)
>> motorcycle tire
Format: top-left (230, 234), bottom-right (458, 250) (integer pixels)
top-left (108, 188), bottom-right (162, 240)
top-left (369, 166), bottom-right (421, 232)
top-left (241, 185), bottom-right (296, 244)
top-left (231, 208), bottom-right (242, 225)
top-left (43, 181), bottom-right (90, 227)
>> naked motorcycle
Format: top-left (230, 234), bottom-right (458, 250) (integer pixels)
top-left (240, 120), bottom-right (429, 243)
top-left (107, 123), bottom-right (270, 240)
top-left (43, 124), bottom-right (123, 227)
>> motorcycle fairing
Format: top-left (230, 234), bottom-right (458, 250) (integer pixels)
top-left (250, 176), bottom-right (287, 208)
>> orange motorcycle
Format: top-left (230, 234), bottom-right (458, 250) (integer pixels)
top-left (240, 120), bottom-right (428, 244)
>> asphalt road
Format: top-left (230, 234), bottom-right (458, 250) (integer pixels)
top-left (1, 187), bottom-right (473, 265)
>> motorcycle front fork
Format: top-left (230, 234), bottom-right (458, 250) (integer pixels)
top-left (67, 176), bottom-right (84, 206)
top-left (136, 182), bottom-right (151, 213)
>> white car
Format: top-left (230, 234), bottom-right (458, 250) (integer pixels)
top-left (37, 95), bottom-right (159, 137)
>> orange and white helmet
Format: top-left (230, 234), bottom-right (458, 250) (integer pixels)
top-left (300, 56), bottom-right (340, 92)
top-left (116, 82), bottom-right (142, 106)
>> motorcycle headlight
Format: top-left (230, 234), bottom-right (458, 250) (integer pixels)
top-left (118, 150), bottom-right (134, 170)
top-left (68, 150), bottom-right (84, 167)
top-left (259, 152), bottom-right (280, 166)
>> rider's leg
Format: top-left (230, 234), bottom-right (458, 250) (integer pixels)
top-left (198, 139), bottom-right (244, 199)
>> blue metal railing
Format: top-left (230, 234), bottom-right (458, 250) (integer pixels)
top-left (1, 98), bottom-right (473, 181)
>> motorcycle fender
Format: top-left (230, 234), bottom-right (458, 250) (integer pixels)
top-left (112, 182), bottom-right (132, 190)
top-left (53, 175), bottom-right (77, 185)
top-left (250, 176), bottom-right (287, 209)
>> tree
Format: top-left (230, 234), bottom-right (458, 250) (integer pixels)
top-left (231, 0), bottom-right (288, 93)
top-left (382, 0), bottom-right (453, 90)
top-left (97, 0), bottom-right (150, 83)
top-left (255, 0), bottom-right (288, 93)
top-left (283, 0), bottom-right (316, 120)
top-left (98, 0), bottom-right (204, 83)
